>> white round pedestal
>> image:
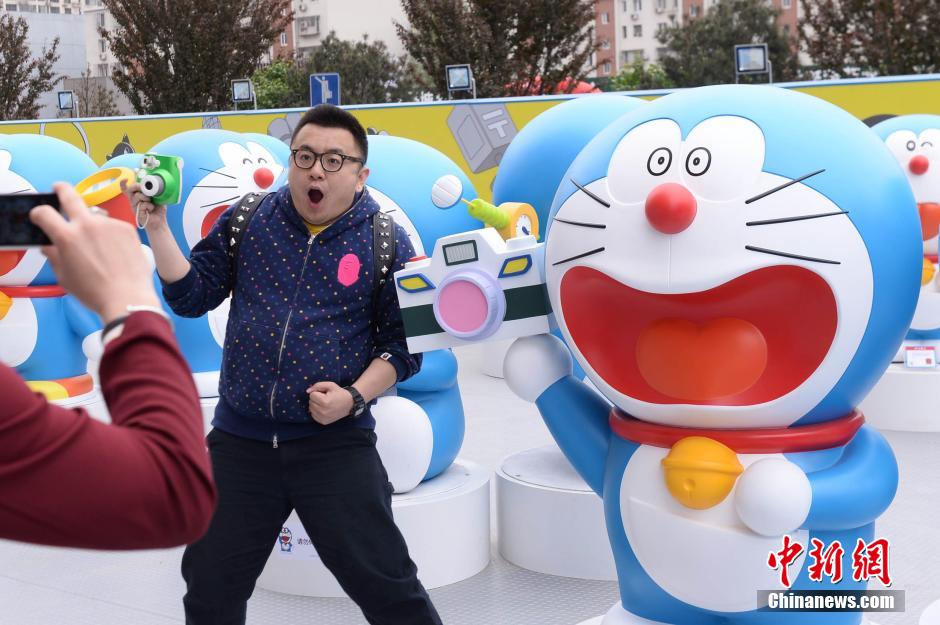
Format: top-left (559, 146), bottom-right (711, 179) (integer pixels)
top-left (576, 603), bottom-right (881, 625)
top-left (481, 339), bottom-right (512, 378)
top-left (497, 445), bottom-right (616, 581)
top-left (200, 396), bottom-right (218, 434)
top-left (922, 599), bottom-right (940, 625)
top-left (859, 364), bottom-right (940, 432)
top-left (54, 389), bottom-right (109, 423)
top-left (256, 459), bottom-right (491, 597)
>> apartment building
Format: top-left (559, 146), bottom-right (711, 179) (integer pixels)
top-left (291, 0), bottom-right (407, 60)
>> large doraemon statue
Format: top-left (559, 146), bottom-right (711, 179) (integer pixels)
top-left (144, 129), bottom-right (287, 397)
top-left (873, 115), bottom-right (940, 358)
top-left (504, 86), bottom-right (919, 624)
top-left (0, 134), bottom-right (100, 400)
top-left (366, 134), bottom-right (482, 492)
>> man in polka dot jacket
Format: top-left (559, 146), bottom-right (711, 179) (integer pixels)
top-left (130, 105), bottom-right (440, 625)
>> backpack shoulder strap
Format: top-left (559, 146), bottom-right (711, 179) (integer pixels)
top-left (371, 211), bottom-right (396, 324)
top-left (226, 191), bottom-right (270, 282)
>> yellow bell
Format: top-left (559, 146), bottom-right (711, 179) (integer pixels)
top-left (0, 290), bottom-right (12, 321)
top-left (922, 257), bottom-right (935, 286)
top-left (661, 436), bottom-right (744, 510)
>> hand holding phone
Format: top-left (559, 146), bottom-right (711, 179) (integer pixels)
top-left (0, 193), bottom-right (61, 248)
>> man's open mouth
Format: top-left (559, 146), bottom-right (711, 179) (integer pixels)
top-left (308, 188), bottom-right (324, 205)
top-left (560, 265), bottom-right (837, 406)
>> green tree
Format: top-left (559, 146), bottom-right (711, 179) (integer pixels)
top-left (73, 68), bottom-right (121, 118)
top-left (609, 59), bottom-right (675, 91)
top-left (658, 0), bottom-right (803, 87)
top-left (0, 14), bottom-right (61, 121)
top-left (101, 0), bottom-right (291, 114)
top-left (252, 33), bottom-right (423, 107)
top-left (800, 0), bottom-right (940, 78)
top-left (397, 0), bottom-right (597, 98)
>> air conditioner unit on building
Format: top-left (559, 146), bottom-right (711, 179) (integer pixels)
top-left (655, 6), bottom-right (664, 12)
top-left (298, 3), bottom-right (306, 10)
top-left (99, 52), bottom-right (107, 61)
top-left (631, 12), bottom-right (640, 19)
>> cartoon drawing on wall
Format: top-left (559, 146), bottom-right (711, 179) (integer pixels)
top-left (447, 103), bottom-right (518, 173)
top-left (268, 112), bottom-right (304, 144)
top-left (202, 116), bottom-right (222, 130)
top-left (504, 85), bottom-right (919, 625)
top-left (106, 133), bottom-right (136, 161)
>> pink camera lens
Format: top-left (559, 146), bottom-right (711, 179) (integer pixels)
top-left (437, 280), bottom-right (488, 332)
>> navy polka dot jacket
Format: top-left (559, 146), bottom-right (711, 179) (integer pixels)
top-left (163, 186), bottom-right (422, 442)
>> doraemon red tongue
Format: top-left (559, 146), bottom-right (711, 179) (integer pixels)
top-left (0, 251), bottom-right (26, 278)
top-left (918, 202), bottom-right (940, 241)
top-left (561, 265), bottom-right (838, 406)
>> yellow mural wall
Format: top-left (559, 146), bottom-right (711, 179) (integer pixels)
top-left (2, 74), bottom-right (938, 200)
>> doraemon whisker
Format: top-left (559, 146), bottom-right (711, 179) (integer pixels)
top-left (193, 185), bottom-right (239, 189)
top-left (571, 179), bottom-right (611, 208)
top-left (746, 210), bottom-right (848, 227)
top-left (745, 169), bottom-right (826, 205)
top-left (198, 167), bottom-right (237, 180)
top-left (9, 189), bottom-right (29, 194)
top-left (552, 247), bottom-right (606, 266)
top-left (553, 217), bottom-right (607, 229)
top-left (201, 195), bottom-right (240, 209)
top-left (744, 245), bottom-right (840, 265)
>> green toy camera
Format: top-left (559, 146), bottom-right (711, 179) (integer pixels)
top-left (137, 153), bottom-right (184, 206)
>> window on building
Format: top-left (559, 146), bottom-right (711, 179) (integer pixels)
top-left (98, 39), bottom-right (106, 53)
top-left (633, 24), bottom-right (642, 37)
top-left (622, 0), bottom-right (628, 10)
top-left (280, 32), bottom-right (288, 46)
top-left (782, 0), bottom-right (791, 7)
top-left (657, 22), bottom-right (667, 35)
top-left (96, 12), bottom-right (105, 26)
top-left (656, 0), bottom-right (665, 9)
top-left (602, 61), bottom-right (612, 75)
top-left (5, 3), bottom-right (16, 9)
top-left (628, 50), bottom-right (645, 63)
top-left (783, 23), bottom-right (791, 36)
top-left (622, 25), bottom-right (628, 38)
top-left (689, 4), bottom-right (699, 16)
top-left (49, 5), bottom-right (59, 12)
top-left (97, 63), bottom-right (108, 77)
top-left (620, 50), bottom-right (630, 64)
top-left (633, 0), bottom-right (642, 11)
top-left (64, 6), bottom-right (71, 12)
top-left (601, 12), bottom-right (609, 24)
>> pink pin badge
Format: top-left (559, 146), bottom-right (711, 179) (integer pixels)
top-left (337, 253), bottom-right (362, 286)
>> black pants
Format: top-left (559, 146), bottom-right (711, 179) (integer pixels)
top-left (182, 427), bottom-right (442, 625)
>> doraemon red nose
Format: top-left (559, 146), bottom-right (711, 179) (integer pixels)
top-left (909, 155), bottom-right (930, 176)
top-left (645, 183), bottom-right (697, 234)
top-left (253, 167), bottom-right (275, 189)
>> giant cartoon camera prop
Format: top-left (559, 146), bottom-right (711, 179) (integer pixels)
top-left (137, 153), bottom-right (184, 206)
top-left (395, 224), bottom-right (551, 354)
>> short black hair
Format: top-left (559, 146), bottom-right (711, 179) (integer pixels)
top-left (290, 104), bottom-right (368, 163)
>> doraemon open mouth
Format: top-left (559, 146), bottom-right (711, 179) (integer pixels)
top-left (202, 205), bottom-right (230, 238)
top-left (0, 251), bottom-right (26, 277)
top-left (561, 265), bottom-right (837, 406)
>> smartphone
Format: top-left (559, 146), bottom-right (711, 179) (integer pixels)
top-left (0, 193), bottom-right (59, 248)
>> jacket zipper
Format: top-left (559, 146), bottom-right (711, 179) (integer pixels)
top-left (268, 233), bottom-right (318, 424)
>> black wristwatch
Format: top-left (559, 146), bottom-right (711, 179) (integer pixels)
top-left (344, 386), bottom-right (366, 418)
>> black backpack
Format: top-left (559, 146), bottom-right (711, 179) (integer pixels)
top-left (225, 192), bottom-right (396, 321)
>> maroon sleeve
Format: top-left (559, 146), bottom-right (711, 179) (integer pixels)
top-left (0, 312), bottom-right (216, 549)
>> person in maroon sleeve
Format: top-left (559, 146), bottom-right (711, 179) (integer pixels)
top-left (0, 182), bottom-right (216, 550)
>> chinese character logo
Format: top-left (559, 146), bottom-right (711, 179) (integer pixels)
top-left (768, 535), bottom-right (804, 588)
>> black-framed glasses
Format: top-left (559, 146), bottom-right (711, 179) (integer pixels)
top-left (290, 148), bottom-right (363, 172)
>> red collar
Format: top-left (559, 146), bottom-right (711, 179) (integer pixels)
top-left (0, 285), bottom-right (66, 298)
top-left (609, 409), bottom-right (864, 453)
top-left (926, 254), bottom-right (938, 264)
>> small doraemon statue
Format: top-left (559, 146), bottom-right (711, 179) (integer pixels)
top-left (504, 86), bottom-right (919, 625)
top-left (0, 134), bottom-right (100, 399)
top-left (366, 134), bottom-right (481, 492)
top-left (143, 129), bottom-right (287, 398)
top-left (873, 115), bottom-right (940, 360)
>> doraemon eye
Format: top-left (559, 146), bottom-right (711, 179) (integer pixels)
top-left (258, 157), bottom-right (268, 165)
top-left (685, 147), bottom-right (711, 177)
top-left (647, 148), bottom-right (672, 176)
top-left (218, 142), bottom-right (256, 169)
top-left (242, 157), bottom-right (252, 165)
top-left (920, 129), bottom-right (940, 155)
top-left (907, 140), bottom-right (917, 151)
top-left (884, 130), bottom-right (918, 162)
top-left (607, 119), bottom-right (682, 204)
top-left (679, 116), bottom-right (764, 201)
